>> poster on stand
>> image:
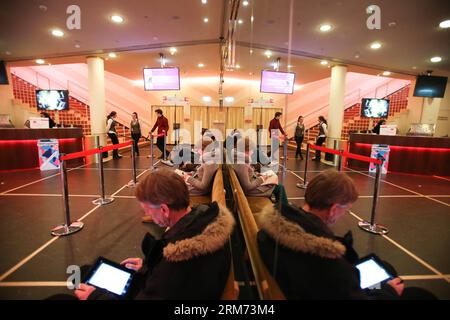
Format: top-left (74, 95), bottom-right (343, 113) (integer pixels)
top-left (369, 144), bottom-right (390, 174)
top-left (37, 139), bottom-right (60, 171)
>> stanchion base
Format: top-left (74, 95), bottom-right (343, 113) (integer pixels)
top-left (51, 221), bottom-right (84, 237)
top-left (296, 183), bottom-right (308, 189)
top-left (92, 197), bottom-right (115, 205)
top-left (358, 221), bottom-right (389, 235)
top-left (126, 180), bottom-right (138, 188)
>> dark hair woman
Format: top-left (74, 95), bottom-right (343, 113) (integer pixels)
top-left (106, 111), bottom-right (121, 159)
top-left (294, 116), bottom-right (305, 160)
top-left (130, 112), bottom-right (142, 156)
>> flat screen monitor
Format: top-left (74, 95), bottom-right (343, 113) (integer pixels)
top-left (413, 75), bottom-right (448, 98)
top-left (260, 70), bottom-right (295, 94)
top-left (143, 67), bottom-right (180, 91)
top-left (361, 98), bottom-right (389, 118)
top-left (36, 90), bottom-right (69, 111)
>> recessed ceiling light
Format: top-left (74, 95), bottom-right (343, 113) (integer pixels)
top-left (430, 56), bottom-right (442, 63)
top-left (75, 43), bottom-right (81, 48)
top-left (238, 19), bottom-right (243, 24)
top-left (198, 63), bottom-right (205, 68)
top-left (264, 50), bottom-right (272, 57)
top-left (203, 17), bottom-right (209, 23)
top-left (370, 42), bottom-right (382, 49)
top-left (243, 0), bottom-right (249, 6)
top-left (225, 96), bottom-right (234, 103)
top-left (201, 0), bottom-right (207, 4)
top-left (249, 49), bottom-right (253, 54)
top-left (320, 60), bottom-right (328, 65)
top-left (169, 47), bottom-right (177, 55)
top-left (439, 19), bottom-right (450, 29)
top-left (287, 65), bottom-right (293, 68)
top-left (412, 66), bottom-right (417, 70)
top-left (319, 24), bottom-right (332, 32)
top-left (251, 16), bottom-right (254, 22)
top-left (235, 64), bottom-right (241, 69)
top-left (35, 59), bottom-right (45, 64)
top-left (5, 51), bottom-right (11, 55)
top-left (111, 15), bottom-right (124, 23)
top-left (39, 5), bottom-right (47, 12)
top-left (382, 71), bottom-right (391, 76)
top-left (108, 52), bottom-right (117, 58)
top-left (51, 29), bottom-right (64, 37)
top-left (203, 96), bottom-right (211, 102)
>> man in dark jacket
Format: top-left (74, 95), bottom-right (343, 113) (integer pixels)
top-left (75, 168), bottom-right (235, 300)
top-left (150, 109), bottom-right (170, 159)
top-left (256, 170), bottom-right (405, 300)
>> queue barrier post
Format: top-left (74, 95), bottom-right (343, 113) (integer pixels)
top-left (338, 149), bottom-right (343, 172)
top-left (296, 143), bottom-right (310, 189)
top-left (163, 134), bottom-right (167, 161)
top-left (358, 156), bottom-right (389, 235)
top-left (51, 156), bottom-right (84, 236)
top-left (127, 142), bottom-right (138, 188)
top-left (92, 136), bottom-right (114, 205)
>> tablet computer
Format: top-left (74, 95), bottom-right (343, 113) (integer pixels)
top-left (355, 254), bottom-right (393, 289)
top-left (83, 257), bottom-right (135, 298)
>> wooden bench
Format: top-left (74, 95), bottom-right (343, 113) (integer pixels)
top-left (227, 165), bottom-right (286, 300)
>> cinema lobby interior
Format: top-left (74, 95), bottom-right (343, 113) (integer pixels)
top-left (0, 0), bottom-right (449, 303)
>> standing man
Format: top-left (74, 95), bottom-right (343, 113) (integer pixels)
top-left (150, 109), bottom-right (170, 160)
top-left (268, 112), bottom-right (286, 138)
top-left (313, 116), bottom-right (328, 161)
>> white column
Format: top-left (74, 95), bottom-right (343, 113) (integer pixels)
top-left (327, 65), bottom-right (347, 150)
top-left (87, 56), bottom-right (107, 146)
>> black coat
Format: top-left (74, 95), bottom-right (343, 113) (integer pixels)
top-left (90, 202), bottom-right (235, 300)
top-left (256, 204), bottom-right (399, 300)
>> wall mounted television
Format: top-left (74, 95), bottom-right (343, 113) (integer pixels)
top-left (143, 67), bottom-right (180, 91)
top-left (36, 90), bottom-right (69, 111)
top-left (361, 98), bottom-right (389, 118)
top-left (413, 75), bottom-right (448, 98)
top-left (260, 70), bottom-right (295, 94)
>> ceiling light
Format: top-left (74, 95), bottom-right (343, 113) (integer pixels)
top-left (203, 17), bottom-right (209, 23)
top-left (201, 0), bottom-right (207, 4)
top-left (319, 24), bottom-right (332, 32)
top-left (51, 29), bottom-right (64, 37)
top-left (169, 47), bottom-right (177, 55)
top-left (235, 64), bottom-right (241, 69)
top-left (111, 15), bottom-right (124, 23)
top-left (320, 60), bottom-right (328, 65)
top-left (198, 63), bottom-right (205, 68)
top-left (203, 96), bottom-right (212, 102)
top-left (35, 59), bottom-right (45, 64)
top-left (251, 16), bottom-right (254, 22)
top-left (108, 52), bottom-right (117, 58)
top-left (5, 51), bottom-right (11, 55)
top-left (264, 50), bottom-right (272, 58)
top-left (238, 19), bottom-right (243, 24)
top-left (382, 71), bottom-right (391, 76)
top-left (370, 42), bottom-right (382, 49)
top-left (287, 65), bottom-right (293, 68)
top-left (439, 19), bottom-right (450, 29)
top-left (430, 56), bottom-right (442, 63)
top-left (249, 49), bottom-right (253, 54)
top-left (243, 0), bottom-right (249, 6)
top-left (225, 96), bottom-right (234, 103)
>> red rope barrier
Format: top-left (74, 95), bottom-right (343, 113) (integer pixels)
top-left (61, 140), bottom-right (133, 161)
top-left (307, 143), bottom-right (382, 165)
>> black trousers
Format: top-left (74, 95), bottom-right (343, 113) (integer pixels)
top-left (131, 133), bottom-right (141, 155)
top-left (156, 136), bottom-right (170, 158)
top-left (315, 136), bottom-right (326, 160)
top-left (295, 136), bottom-right (304, 159)
top-left (108, 133), bottom-right (120, 159)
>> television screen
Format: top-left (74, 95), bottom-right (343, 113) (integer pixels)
top-left (0, 61), bottom-right (9, 85)
top-left (36, 90), bottom-right (69, 111)
top-left (143, 67), bottom-right (180, 91)
top-left (260, 70), bottom-right (295, 94)
top-left (413, 75), bottom-right (448, 98)
top-left (361, 98), bottom-right (389, 118)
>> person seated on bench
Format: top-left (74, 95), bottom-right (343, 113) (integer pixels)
top-left (256, 170), bottom-right (436, 300)
top-left (232, 138), bottom-right (276, 197)
top-left (182, 162), bottom-right (219, 196)
top-left (74, 168), bottom-right (235, 300)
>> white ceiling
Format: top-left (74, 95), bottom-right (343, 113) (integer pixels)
top-left (1, 0), bottom-right (449, 81)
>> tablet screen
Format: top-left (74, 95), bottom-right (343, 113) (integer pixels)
top-left (86, 261), bottom-right (134, 296)
top-left (356, 258), bottom-right (392, 289)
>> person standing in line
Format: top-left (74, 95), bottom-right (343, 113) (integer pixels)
top-left (313, 116), bottom-right (327, 161)
top-left (268, 112), bottom-right (286, 138)
top-left (106, 111), bottom-right (122, 159)
top-left (130, 112), bottom-right (142, 156)
top-left (294, 116), bottom-right (305, 160)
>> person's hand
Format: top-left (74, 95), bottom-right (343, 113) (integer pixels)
top-left (121, 257), bottom-right (143, 271)
top-left (74, 283), bottom-right (96, 300)
top-left (387, 277), bottom-right (404, 296)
